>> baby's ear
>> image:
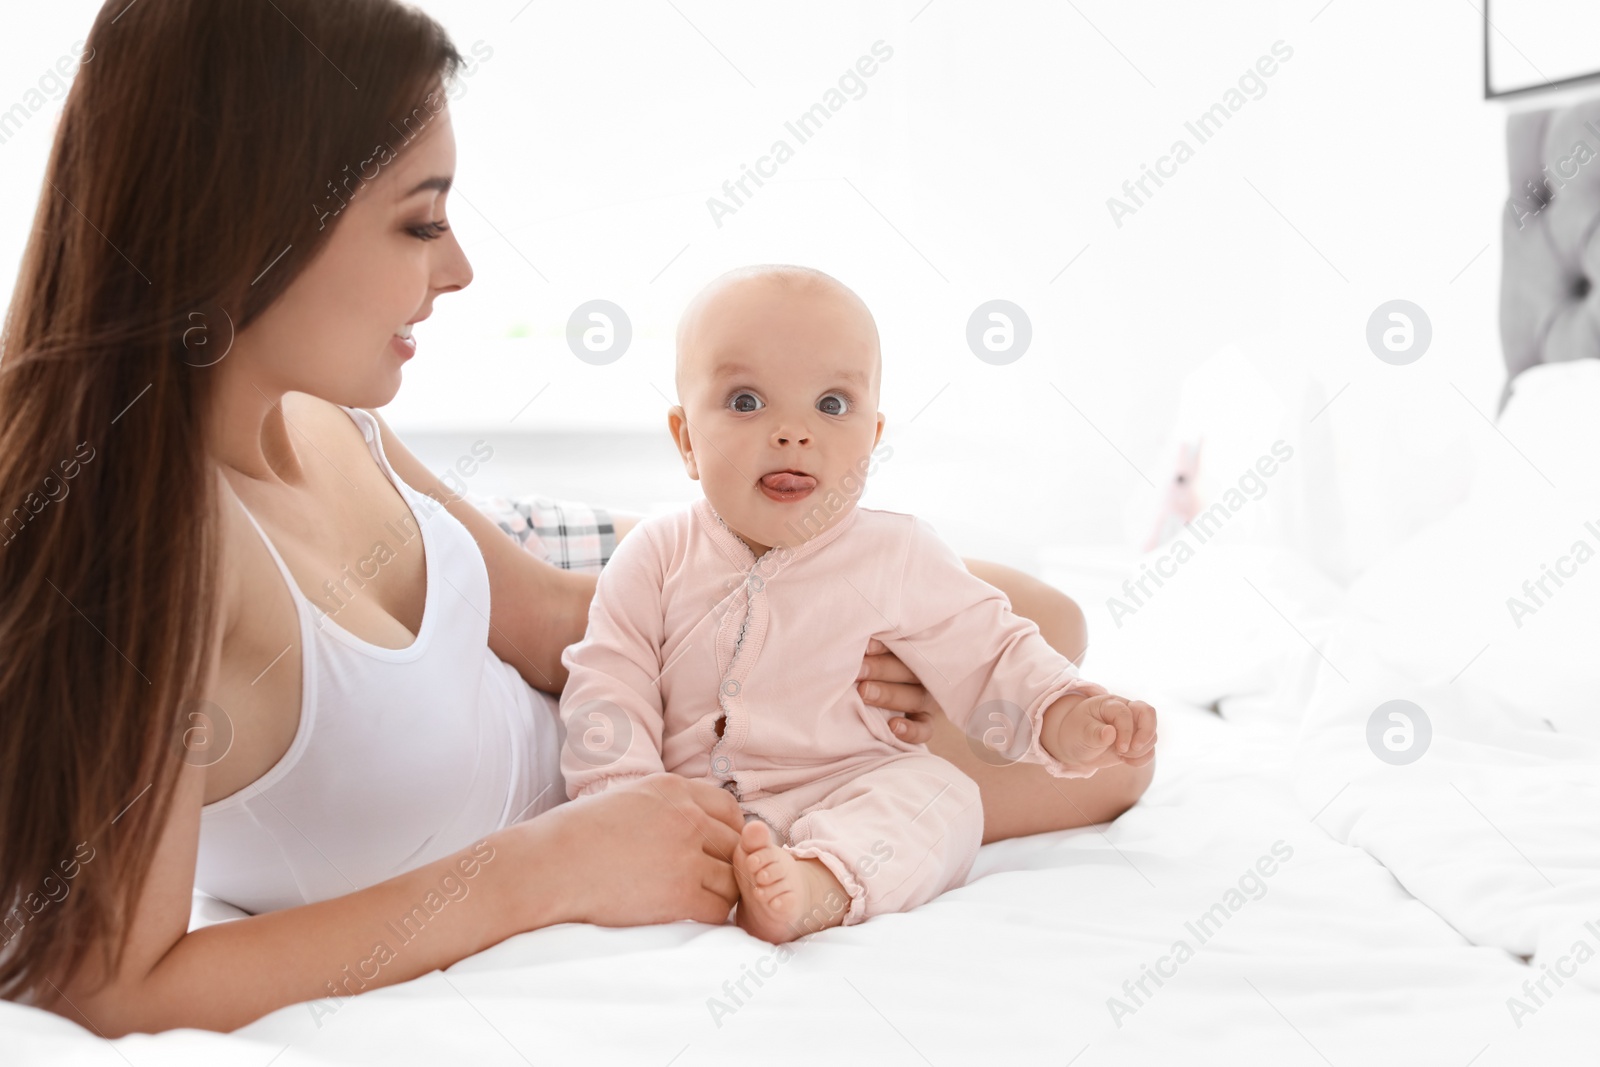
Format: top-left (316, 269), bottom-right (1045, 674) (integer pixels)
top-left (666, 406), bottom-right (700, 480)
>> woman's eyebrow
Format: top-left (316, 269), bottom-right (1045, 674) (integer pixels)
top-left (399, 175), bottom-right (452, 200)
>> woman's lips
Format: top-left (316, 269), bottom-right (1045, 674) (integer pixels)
top-left (759, 471), bottom-right (816, 502)
top-left (390, 333), bottom-right (416, 360)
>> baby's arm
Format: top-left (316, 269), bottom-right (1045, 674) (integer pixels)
top-left (884, 517), bottom-right (1157, 777)
top-left (558, 520), bottom-right (671, 799)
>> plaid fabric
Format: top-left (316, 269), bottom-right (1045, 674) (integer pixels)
top-left (472, 493), bottom-right (616, 574)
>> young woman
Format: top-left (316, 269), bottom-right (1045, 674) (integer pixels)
top-left (0, 0), bottom-right (1152, 1036)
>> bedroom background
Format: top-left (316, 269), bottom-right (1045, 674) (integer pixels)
top-left (0, 0), bottom-right (1528, 586)
top-left (5, 2), bottom-right (1600, 1062)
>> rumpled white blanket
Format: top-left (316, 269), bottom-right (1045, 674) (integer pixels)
top-left (1293, 613), bottom-right (1600, 1021)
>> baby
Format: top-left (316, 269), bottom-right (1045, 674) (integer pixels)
top-left (558, 265), bottom-right (1157, 944)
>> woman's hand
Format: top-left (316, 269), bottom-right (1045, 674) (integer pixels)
top-left (855, 638), bottom-right (941, 744)
top-left (523, 773), bottom-right (746, 928)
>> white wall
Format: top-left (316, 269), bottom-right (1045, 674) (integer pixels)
top-left (0, 1), bottom-right (1564, 576)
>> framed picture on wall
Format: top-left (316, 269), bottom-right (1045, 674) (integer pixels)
top-left (1486, 0), bottom-right (1600, 98)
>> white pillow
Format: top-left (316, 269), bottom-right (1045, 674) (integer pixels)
top-left (1477, 359), bottom-right (1600, 504)
top-left (1346, 360), bottom-right (1600, 738)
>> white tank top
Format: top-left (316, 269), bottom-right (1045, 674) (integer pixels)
top-left (196, 406), bottom-right (566, 914)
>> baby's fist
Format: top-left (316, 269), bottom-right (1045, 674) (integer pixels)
top-left (1042, 690), bottom-right (1158, 776)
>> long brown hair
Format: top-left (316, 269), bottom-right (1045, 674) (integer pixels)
top-left (0, 0), bottom-right (463, 1002)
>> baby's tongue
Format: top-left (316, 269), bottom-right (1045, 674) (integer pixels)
top-left (761, 472), bottom-right (816, 493)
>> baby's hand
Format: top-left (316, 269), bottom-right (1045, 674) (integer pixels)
top-left (1041, 690), bottom-right (1158, 777)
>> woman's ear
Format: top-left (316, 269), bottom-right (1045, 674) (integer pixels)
top-left (666, 405), bottom-right (700, 480)
top-left (873, 412), bottom-right (886, 450)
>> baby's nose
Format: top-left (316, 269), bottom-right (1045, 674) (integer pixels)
top-left (773, 427), bottom-right (811, 445)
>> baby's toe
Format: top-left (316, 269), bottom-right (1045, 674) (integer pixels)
top-left (739, 819), bottom-right (774, 852)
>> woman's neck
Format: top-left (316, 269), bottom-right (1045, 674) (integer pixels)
top-left (206, 362), bottom-right (306, 485)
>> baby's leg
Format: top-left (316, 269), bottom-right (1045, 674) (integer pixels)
top-left (734, 755), bottom-right (983, 943)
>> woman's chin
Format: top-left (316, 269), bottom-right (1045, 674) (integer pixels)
top-left (317, 374), bottom-right (403, 412)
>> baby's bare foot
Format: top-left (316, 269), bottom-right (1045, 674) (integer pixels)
top-left (733, 821), bottom-right (849, 944)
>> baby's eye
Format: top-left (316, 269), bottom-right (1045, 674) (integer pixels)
top-left (817, 393), bottom-right (851, 416)
top-left (729, 391), bottom-right (764, 413)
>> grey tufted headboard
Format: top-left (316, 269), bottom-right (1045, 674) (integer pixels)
top-left (1500, 98), bottom-right (1600, 411)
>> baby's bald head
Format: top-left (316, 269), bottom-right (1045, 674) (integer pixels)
top-left (674, 265), bottom-right (882, 402)
top-left (666, 264), bottom-right (887, 553)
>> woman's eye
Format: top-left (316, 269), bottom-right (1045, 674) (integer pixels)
top-left (408, 220), bottom-right (450, 241)
top-left (729, 391), bottom-right (763, 413)
top-left (818, 393), bottom-right (851, 416)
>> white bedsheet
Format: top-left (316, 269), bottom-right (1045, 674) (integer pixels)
top-left (4, 680), bottom-right (1591, 1064)
top-left (1293, 612), bottom-right (1600, 1006)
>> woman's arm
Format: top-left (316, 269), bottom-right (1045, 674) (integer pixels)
top-left (42, 753), bottom-right (744, 1037)
top-left (42, 754), bottom-right (530, 1036)
top-left (370, 412), bottom-right (595, 694)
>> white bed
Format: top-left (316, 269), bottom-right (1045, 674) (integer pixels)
top-left (5, 604), bottom-right (1593, 1063)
